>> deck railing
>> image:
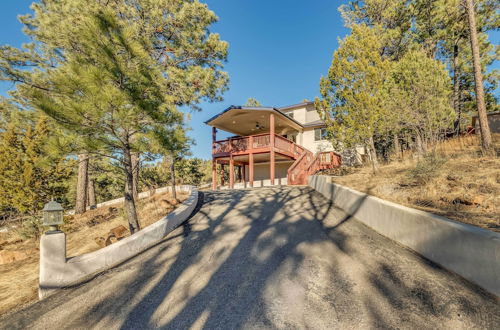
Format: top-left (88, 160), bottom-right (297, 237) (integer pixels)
top-left (213, 133), bottom-right (298, 158)
top-left (288, 151), bottom-right (342, 185)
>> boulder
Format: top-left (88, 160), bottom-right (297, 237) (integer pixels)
top-left (109, 225), bottom-right (128, 239)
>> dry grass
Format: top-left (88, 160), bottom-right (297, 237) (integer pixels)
top-left (327, 134), bottom-right (500, 232)
top-left (0, 191), bottom-right (187, 316)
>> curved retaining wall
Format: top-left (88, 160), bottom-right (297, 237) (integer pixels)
top-left (309, 175), bottom-right (500, 297)
top-left (39, 186), bottom-right (198, 299)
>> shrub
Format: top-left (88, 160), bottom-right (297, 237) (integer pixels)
top-left (406, 154), bottom-right (447, 186)
top-left (17, 216), bottom-right (43, 240)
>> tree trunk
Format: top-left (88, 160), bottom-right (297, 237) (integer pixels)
top-left (170, 158), bottom-right (177, 200)
top-left (131, 152), bottom-right (139, 201)
top-left (75, 153), bottom-right (89, 214)
top-left (393, 134), bottom-right (401, 160)
top-left (368, 136), bottom-right (379, 173)
top-left (87, 178), bottom-right (97, 209)
top-left (415, 131), bottom-right (424, 157)
top-left (465, 0), bottom-right (492, 150)
top-left (124, 147), bottom-right (141, 234)
top-left (453, 43), bottom-right (461, 135)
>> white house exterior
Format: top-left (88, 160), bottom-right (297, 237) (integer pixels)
top-left (205, 102), bottom-right (342, 189)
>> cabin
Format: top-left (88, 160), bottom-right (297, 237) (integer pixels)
top-left (205, 102), bottom-right (342, 189)
top-left (471, 111), bottom-right (500, 134)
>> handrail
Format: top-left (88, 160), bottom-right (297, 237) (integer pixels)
top-left (213, 133), bottom-right (301, 157)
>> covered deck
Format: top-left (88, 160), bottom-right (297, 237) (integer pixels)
top-left (206, 106), bottom-right (304, 189)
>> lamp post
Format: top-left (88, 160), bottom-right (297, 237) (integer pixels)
top-left (42, 200), bottom-right (64, 233)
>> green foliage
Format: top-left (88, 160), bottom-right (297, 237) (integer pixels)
top-left (175, 158), bottom-right (211, 185)
top-left (140, 157), bottom-right (212, 189)
top-left (339, 0), bottom-right (499, 121)
top-left (0, 109), bottom-right (74, 216)
top-left (319, 0), bottom-right (498, 162)
top-left (244, 98), bottom-right (263, 107)
top-left (383, 49), bottom-right (455, 142)
top-left (141, 163), bottom-right (170, 190)
top-left (405, 154), bottom-right (447, 185)
top-left (0, 0), bottom-right (229, 224)
top-left (17, 216), bottom-right (43, 240)
top-left (316, 24), bottom-right (391, 149)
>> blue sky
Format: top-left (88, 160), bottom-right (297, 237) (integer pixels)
top-left (0, 1), bottom-right (498, 159)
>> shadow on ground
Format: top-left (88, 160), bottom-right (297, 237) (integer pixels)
top-left (0, 186), bottom-right (498, 329)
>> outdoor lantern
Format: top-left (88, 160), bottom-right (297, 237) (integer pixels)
top-left (42, 200), bottom-right (64, 232)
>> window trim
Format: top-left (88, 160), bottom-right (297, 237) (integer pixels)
top-left (314, 127), bottom-right (327, 141)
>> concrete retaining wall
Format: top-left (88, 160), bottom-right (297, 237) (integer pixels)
top-left (39, 186), bottom-right (198, 299)
top-left (308, 175), bottom-right (500, 297)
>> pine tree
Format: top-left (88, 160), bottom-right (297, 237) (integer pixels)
top-left (152, 125), bottom-right (192, 200)
top-left (244, 98), bottom-right (263, 107)
top-left (316, 24), bottom-right (391, 172)
top-left (465, 0), bottom-right (493, 150)
top-left (0, 1), bottom-right (228, 233)
top-left (0, 105), bottom-right (73, 216)
top-left (383, 49), bottom-right (455, 155)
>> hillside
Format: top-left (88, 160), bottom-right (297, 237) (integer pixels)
top-left (0, 190), bottom-right (187, 316)
top-left (326, 134), bottom-right (499, 232)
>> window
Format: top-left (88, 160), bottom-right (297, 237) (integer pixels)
top-left (286, 112), bottom-right (294, 119)
top-left (314, 128), bottom-right (327, 141)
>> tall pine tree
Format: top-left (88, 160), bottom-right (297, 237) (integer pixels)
top-left (0, 0), bottom-right (228, 232)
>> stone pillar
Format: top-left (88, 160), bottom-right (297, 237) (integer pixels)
top-left (39, 232), bottom-right (67, 299)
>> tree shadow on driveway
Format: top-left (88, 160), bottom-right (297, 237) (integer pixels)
top-left (1, 186), bottom-right (499, 329)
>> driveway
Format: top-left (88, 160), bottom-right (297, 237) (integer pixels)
top-left (0, 186), bottom-right (498, 329)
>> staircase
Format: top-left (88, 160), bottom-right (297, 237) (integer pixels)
top-left (287, 150), bottom-right (341, 185)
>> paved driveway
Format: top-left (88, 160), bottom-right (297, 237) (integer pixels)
top-left (0, 186), bottom-right (498, 329)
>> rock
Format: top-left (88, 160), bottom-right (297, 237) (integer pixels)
top-left (472, 195), bottom-right (485, 205)
top-left (94, 237), bottom-right (106, 248)
top-left (95, 225), bottom-right (129, 248)
top-left (0, 249), bottom-right (30, 265)
top-left (109, 225), bottom-right (128, 240)
top-left (451, 197), bottom-right (473, 206)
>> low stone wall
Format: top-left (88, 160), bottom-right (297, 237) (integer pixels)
top-left (39, 186), bottom-right (198, 299)
top-left (67, 185), bottom-right (192, 214)
top-left (309, 175), bottom-right (500, 297)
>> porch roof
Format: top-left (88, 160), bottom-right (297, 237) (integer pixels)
top-left (205, 106), bottom-right (303, 136)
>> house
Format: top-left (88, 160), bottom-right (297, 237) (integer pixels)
top-left (205, 101), bottom-right (342, 189)
top-left (471, 112), bottom-right (500, 134)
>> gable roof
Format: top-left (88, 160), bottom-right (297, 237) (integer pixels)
top-left (277, 101), bottom-right (314, 111)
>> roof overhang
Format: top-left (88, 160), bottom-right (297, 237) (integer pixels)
top-left (277, 101), bottom-right (314, 111)
top-left (205, 106), bottom-right (303, 136)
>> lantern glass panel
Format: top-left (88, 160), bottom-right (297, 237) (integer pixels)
top-left (43, 210), bottom-right (63, 226)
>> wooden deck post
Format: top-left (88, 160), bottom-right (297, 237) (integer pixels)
top-left (249, 136), bottom-right (254, 188)
top-left (242, 164), bottom-right (246, 187)
top-left (229, 155), bottom-right (234, 189)
top-left (270, 113), bottom-right (275, 186)
top-left (220, 164), bottom-right (225, 187)
top-left (212, 127), bottom-right (217, 191)
top-left (212, 159), bottom-right (217, 190)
